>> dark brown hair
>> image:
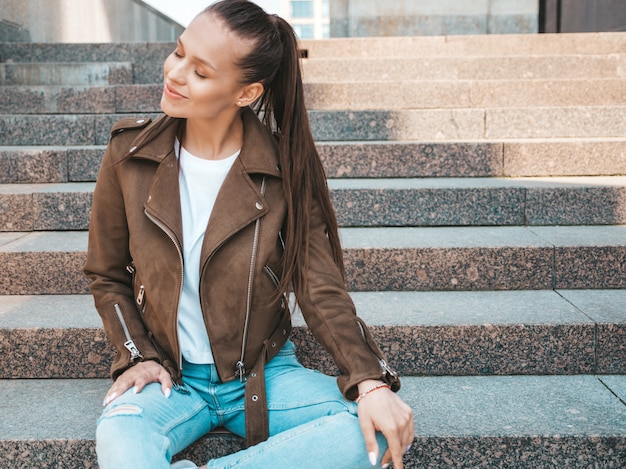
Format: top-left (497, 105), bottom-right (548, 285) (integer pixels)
top-left (206, 0), bottom-right (345, 301)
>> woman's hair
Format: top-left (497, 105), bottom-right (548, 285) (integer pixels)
top-left (206, 0), bottom-right (345, 301)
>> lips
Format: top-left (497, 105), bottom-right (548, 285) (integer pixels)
top-left (163, 83), bottom-right (186, 99)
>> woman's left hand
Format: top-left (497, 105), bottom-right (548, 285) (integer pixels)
top-left (356, 379), bottom-right (414, 469)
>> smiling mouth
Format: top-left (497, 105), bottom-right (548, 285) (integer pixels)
top-left (164, 84), bottom-right (186, 99)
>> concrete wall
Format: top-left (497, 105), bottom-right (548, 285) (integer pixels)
top-left (0, 0), bottom-right (184, 42)
top-left (331, 0), bottom-right (539, 37)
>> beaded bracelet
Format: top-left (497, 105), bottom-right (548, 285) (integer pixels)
top-left (355, 383), bottom-right (391, 404)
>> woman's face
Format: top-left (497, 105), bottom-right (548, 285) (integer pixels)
top-left (161, 12), bottom-right (253, 122)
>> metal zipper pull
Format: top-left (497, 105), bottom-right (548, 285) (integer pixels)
top-left (124, 340), bottom-right (143, 361)
top-left (136, 285), bottom-right (145, 306)
top-left (379, 358), bottom-right (398, 380)
top-left (114, 303), bottom-right (143, 362)
top-left (235, 361), bottom-right (246, 382)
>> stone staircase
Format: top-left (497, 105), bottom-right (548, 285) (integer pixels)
top-left (1, 32), bottom-right (626, 468)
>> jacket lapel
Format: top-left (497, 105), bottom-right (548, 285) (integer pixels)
top-left (200, 108), bottom-right (281, 264)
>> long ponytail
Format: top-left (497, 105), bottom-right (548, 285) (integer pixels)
top-left (206, 1), bottom-right (345, 301)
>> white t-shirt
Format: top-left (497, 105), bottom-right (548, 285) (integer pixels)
top-left (176, 140), bottom-right (240, 364)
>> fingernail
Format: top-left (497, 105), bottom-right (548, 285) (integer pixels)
top-left (406, 443), bottom-right (412, 452)
top-left (132, 386), bottom-right (139, 394)
top-left (368, 451), bottom-right (377, 466)
top-left (164, 388), bottom-right (171, 399)
top-left (102, 392), bottom-right (117, 406)
top-left (382, 464), bottom-right (390, 469)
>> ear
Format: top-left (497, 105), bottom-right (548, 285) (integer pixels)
top-left (236, 82), bottom-right (264, 107)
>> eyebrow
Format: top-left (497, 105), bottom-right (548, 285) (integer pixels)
top-left (177, 37), bottom-right (217, 71)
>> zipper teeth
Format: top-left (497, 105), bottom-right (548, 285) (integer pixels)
top-left (144, 209), bottom-right (184, 371)
top-left (238, 177), bottom-right (266, 378)
top-left (114, 303), bottom-right (133, 341)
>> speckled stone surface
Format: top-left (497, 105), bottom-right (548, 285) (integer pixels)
top-left (0, 148), bottom-right (68, 183)
top-left (486, 106), bottom-right (626, 139)
top-left (0, 86), bottom-right (116, 114)
top-left (0, 231), bottom-right (88, 294)
top-left (32, 188), bottom-right (93, 230)
top-left (2, 290), bottom-right (616, 379)
top-left (329, 179), bottom-right (526, 226)
top-left (302, 55), bottom-right (626, 82)
top-left (340, 227), bottom-right (554, 291)
top-left (2, 376), bottom-right (626, 468)
top-left (0, 42), bottom-right (173, 84)
top-left (558, 290), bottom-right (626, 374)
top-left (530, 225), bottom-right (626, 289)
top-left (0, 62), bottom-right (133, 86)
top-left (66, 147), bottom-right (105, 181)
top-left (303, 79), bottom-right (625, 111)
top-left (318, 141), bottom-right (503, 177)
top-left (0, 191), bottom-right (33, 231)
top-left (525, 180), bottom-right (626, 225)
top-left (115, 84), bottom-right (163, 113)
top-left (503, 139), bottom-right (626, 177)
top-left (309, 109), bottom-right (485, 141)
top-left (0, 115), bottom-right (96, 146)
top-left (4, 227), bottom-right (625, 294)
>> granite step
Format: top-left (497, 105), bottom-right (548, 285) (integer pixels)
top-left (2, 107), bottom-right (626, 145)
top-left (2, 177), bottom-right (626, 231)
top-left (3, 54), bottom-right (623, 88)
top-left (1, 289), bottom-right (624, 379)
top-left (2, 33), bottom-right (623, 65)
top-left (301, 54), bottom-right (626, 82)
top-left (0, 62), bottom-right (133, 86)
top-left (2, 138), bottom-right (626, 184)
top-left (1, 374), bottom-right (625, 467)
top-left (1, 226), bottom-right (624, 295)
top-left (299, 32), bottom-right (626, 58)
top-left (2, 79), bottom-right (624, 114)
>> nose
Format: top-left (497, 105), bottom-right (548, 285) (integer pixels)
top-left (165, 57), bottom-right (186, 85)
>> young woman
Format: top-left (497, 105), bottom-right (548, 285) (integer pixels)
top-left (84, 1), bottom-right (413, 468)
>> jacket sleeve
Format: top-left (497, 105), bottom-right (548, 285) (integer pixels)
top-left (83, 137), bottom-right (162, 380)
top-left (297, 199), bottom-right (401, 400)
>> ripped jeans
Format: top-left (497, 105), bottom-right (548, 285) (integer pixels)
top-left (96, 340), bottom-right (388, 468)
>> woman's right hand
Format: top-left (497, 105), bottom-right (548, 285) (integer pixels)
top-left (102, 360), bottom-right (173, 406)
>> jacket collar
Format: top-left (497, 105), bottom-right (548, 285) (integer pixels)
top-left (127, 107), bottom-right (282, 179)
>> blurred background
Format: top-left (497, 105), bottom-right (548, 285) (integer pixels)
top-left (0, 0), bottom-right (625, 43)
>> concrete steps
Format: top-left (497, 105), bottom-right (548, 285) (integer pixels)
top-left (1, 375), bottom-right (625, 468)
top-left (1, 226), bottom-right (624, 295)
top-left (302, 55), bottom-right (626, 81)
top-left (2, 139), bottom-right (626, 183)
top-left (2, 176), bottom-right (626, 231)
top-left (1, 31), bottom-right (625, 467)
top-left (2, 107), bottom-right (626, 145)
top-left (1, 289), bottom-right (624, 379)
top-left (0, 62), bottom-right (133, 86)
top-left (1, 78), bottom-right (625, 113)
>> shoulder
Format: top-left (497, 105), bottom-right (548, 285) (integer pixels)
top-left (109, 117), bottom-right (153, 139)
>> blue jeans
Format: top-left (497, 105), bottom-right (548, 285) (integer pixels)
top-left (96, 340), bottom-right (388, 468)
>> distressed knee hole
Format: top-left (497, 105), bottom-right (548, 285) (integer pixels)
top-left (103, 403), bottom-right (143, 418)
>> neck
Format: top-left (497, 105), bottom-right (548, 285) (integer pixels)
top-left (182, 112), bottom-right (243, 160)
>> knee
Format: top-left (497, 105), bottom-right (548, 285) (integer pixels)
top-left (96, 403), bottom-right (145, 458)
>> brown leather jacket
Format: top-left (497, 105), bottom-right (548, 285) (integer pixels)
top-left (83, 108), bottom-right (399, 445)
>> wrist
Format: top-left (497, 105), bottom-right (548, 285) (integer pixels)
top-left (355, 381), bottom-right (391, 404)
top-left (357, 379), bottom-right (385, 394)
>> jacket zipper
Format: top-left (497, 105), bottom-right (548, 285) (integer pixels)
top-left (356, 317), bottom-right (398, 381)
top-left (126, 262), bottom-right (145, 313)
top-left (144, 209), bottom-right (185, 375)
top-left (114, 303), bottom-right (143, 361)
top-left (236, 177), bottom-right (266, 382)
